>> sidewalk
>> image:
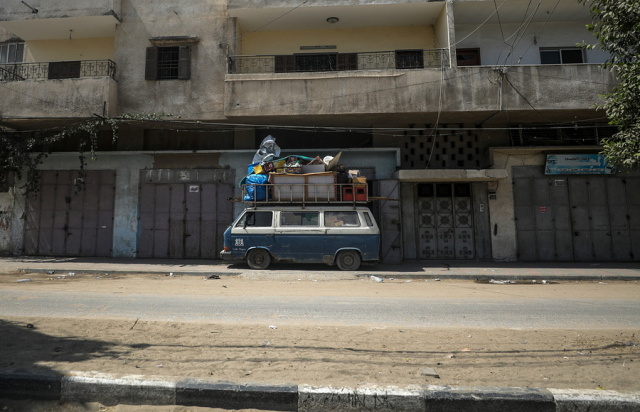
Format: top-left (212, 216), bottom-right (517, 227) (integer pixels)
top-left (2, 255), bottom-right (640, 281)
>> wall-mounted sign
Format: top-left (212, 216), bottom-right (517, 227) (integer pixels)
top-left (545, 154), bottom-right (614, 175)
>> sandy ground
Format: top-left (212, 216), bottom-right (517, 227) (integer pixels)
top-left (1, 272), bottom-right (639, 411)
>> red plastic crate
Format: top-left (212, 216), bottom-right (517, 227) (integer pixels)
top-left (342, 185), bottom-right (367, 201)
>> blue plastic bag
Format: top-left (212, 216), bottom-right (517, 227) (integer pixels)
top-left (243, 174), bottom-right (269, 201)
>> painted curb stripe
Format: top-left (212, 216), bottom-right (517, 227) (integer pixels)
top-left (2, 371), bottom-right (640, 411)
top-left (176, 378), bottom-right (297, 411)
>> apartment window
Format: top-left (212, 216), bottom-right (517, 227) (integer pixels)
top-left (0, 41), bottom-right (24, 64)
top-left (456, 48), bottom-right (481, 66)
top-left (395, 50), bottom-right (424, 69)
top-left (540, 48), bottom-right (584, 64)
top-left (145, 46), bottom-right (191, 80)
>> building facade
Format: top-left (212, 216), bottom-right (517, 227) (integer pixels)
top-left (1, 0), bottom-right (635, 262)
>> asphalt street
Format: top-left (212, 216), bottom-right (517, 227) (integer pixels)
top-left (1, 289), bottom-right (638, 329)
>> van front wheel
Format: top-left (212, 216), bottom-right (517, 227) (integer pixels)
top-left (247, 249), bottom-right (271, 270)
top-left (335, 250), bottom-right (361, 271)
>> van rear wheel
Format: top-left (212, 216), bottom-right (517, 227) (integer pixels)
top-left (335, 250), bottom-right (361, 271)
top-left (247, 249), bottom-right (271, 270)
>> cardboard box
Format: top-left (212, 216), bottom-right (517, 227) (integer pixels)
top-left (351, 176), bottom-right (367, 184)
top-left (301, 164), bottom-right (326, 174)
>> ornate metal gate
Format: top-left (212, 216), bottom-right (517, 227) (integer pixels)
top-left (417, 183), bottom-right (475, 259)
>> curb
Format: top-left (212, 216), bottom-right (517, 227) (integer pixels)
top-left (2, 371), bottom-right (640, 411)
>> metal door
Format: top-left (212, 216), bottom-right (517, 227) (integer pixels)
top-left (513, 166), bottom-right (640, 261)
top-left (137, 170), bottom-right (234, 259)
top-left (23, 170), bottom-right (115, 257)
top-left (417, 183), bottom-right (475, 259)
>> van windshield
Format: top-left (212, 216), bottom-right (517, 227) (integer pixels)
top-left (236, 211), bottom-right (273, 227)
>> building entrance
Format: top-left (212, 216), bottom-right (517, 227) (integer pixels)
top-left (416, 183), bottom-right (476, 259)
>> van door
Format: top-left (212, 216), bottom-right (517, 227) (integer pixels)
top-left (276, 210), bottom-right (323, 262)
top-left (324, 210), bottom-right (379, 260)
top-left (232, 210), bottom-right (274, 256)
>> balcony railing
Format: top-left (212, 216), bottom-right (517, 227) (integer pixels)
top-left (228, 49), bottom-right (448, 74)
top-left (0, 60), bottom-right (116, 81)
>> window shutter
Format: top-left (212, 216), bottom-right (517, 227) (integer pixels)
top-left (145, 47), bottom-right (158, 80)
top-left (178, 46), bottom-right (191, 80)
top-left (275, 55), bottom-right (294, 73)
top-left (337, 53), bottom-right (357, 71)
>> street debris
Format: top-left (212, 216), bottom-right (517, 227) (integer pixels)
top-left (16, 279), bottom-right (31, 283)
top-left (370, 276), bottom-right (384, 282)
top-left (420, 367), bottom-right (440, 378)
top-left (261, 341), bottom-right (271, 347)
top-left (206, 274), bottom-right (220, 280)
top-left (269, 325), bottom-right (278, 330)
top-left (130, 318), bottom-right (140, 330)
top-left (490, 279), bottom-right (516, 284)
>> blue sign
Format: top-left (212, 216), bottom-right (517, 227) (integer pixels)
top-left (545, 154), bottom-right (614, 175)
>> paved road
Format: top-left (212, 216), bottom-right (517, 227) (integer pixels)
top-left (1, 289), bottom-right (638, 328)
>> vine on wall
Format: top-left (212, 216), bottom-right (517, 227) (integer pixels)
top-left (0, 113), bottom-right (169, 193)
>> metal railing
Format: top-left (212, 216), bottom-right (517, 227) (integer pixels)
top-left (229, 49), bottom-right (448, 74)
top-left (242, 183), bottom-right (369, 207)
top-left (0, 59), bottom-right (116, 81)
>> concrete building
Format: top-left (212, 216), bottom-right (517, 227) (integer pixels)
top-left (1, 0), bottom-right (635, 262)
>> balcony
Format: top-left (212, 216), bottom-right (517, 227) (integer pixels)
top-left (0, 0), bottom-right (120, 41)
top-left (0, 60), bottom-right (118, 122)
top-left (229, 49), bottom-right (448, 74)
top-left (224, 63), bottom-right (616, 123)
top-left (0, 60), bottom-right (115, 81)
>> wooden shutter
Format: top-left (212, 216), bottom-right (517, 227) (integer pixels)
top-left (275, 55), bottom-right (295, 73)
top-left (145, 47), bottom-right (158, 80)
top-left (337, 53), bottom-right (357, 71)
top-left (178, 46), bottom-right (191, 80)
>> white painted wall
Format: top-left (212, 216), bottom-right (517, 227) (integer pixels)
top-left (455, 21), bottom-right (609, 66)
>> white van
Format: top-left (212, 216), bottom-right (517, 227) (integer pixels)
top-left (220, 206), bottom-right (380, 270)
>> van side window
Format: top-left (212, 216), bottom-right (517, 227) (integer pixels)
top-left (325, 211), bottom-right (360, 227)
top-left (236, 211), bottom-right (273, 227)
top-left (363, 212), bottom-right (374, 227)
top-left (281, 211), bottom-right (319, 226)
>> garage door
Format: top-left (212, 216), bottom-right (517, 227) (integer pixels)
top-left (137, 169), bottom-right (234, 259)
top-left (23, 170), bottom-right (115, 256)
top-left (513, 166), bottom-right (640, 261)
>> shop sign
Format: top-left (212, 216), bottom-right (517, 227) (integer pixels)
top-left (545, 154), bottom-right (614, 175)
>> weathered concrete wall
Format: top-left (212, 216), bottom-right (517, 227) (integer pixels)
top-left (225, 64), bottom-right (615, 119)
top-left (0, 77), bottom-right (118, 118)
top-left (115, 0), bottom-right (230, 120)
top-left (229, 0), bottom-right (437, 8)
top-left (0, 193), bottom-right (13, 254)
top-left (0, 0), bottom-right (120, 21)
top-left (489, 148), bottom-right (547, 261)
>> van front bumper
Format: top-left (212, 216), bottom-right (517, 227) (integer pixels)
top-left (220, 250), bottom-right (235, 261)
